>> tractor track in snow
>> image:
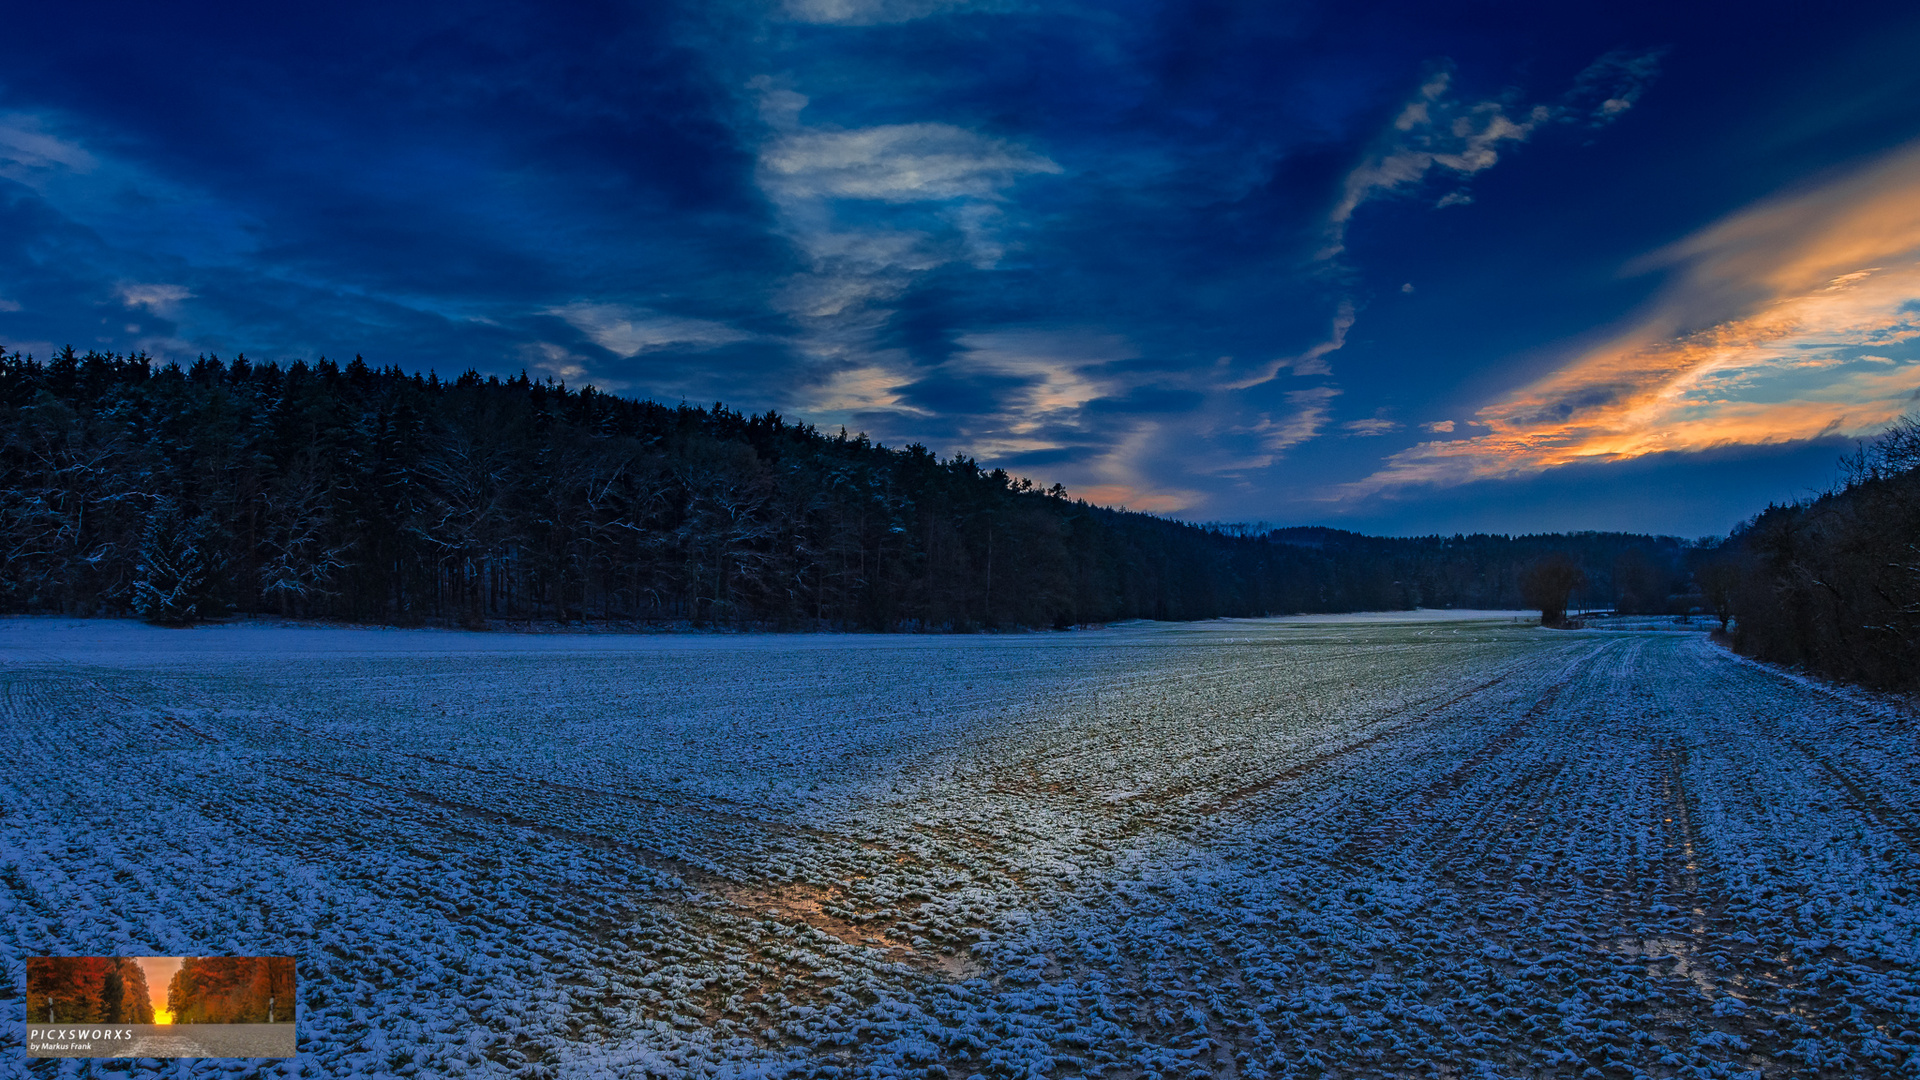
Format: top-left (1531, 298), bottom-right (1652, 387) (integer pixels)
top-left (5, 618), bottom-right (1917, 1079)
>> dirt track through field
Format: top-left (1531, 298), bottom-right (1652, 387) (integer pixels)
top-left (3, 617), bottom-right (1917, 1079)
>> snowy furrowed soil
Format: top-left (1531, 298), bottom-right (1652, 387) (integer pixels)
top-left (3, 618), bottom-right (1917, 1079)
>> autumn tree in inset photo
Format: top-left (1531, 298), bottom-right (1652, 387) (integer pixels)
top-left (1521, 554), bottom-right (1587, 628)
top-left (26, 957), bottom-right (156, 1024)
top-left (167, 956), bottom-right (297, 1023)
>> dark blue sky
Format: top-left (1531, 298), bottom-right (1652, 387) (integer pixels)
top-left (5, 1), bottom-right (1919, 536)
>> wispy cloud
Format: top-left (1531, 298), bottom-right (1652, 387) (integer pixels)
top-left (1258, 386), bottom-right (1343, 453)
top-left (760, 122), bottom-right (1060, 204)
top-left (117, 283), bottom-right (193, 316)
top-left (0, 110), bottom-right (258, 268)
top-left (755, 87), bottom-right (1068, 447)
top-left (756, 112), bottom-right (1060, 333)
top-left (794, 326), bottom-right (1207, 513)
top-left (0, 113), bottom-right (97, 183)
top-left (1067, 420), bottom-right (1203, 515)
top-left (522, 341), bottom-right (593, 385)
top-left (1322, 50), bottom-right (1661, 258)
top-left (773, 228), bottom-right (943, 322)
top-left (1321, 72), bottom-right (1542, 257)
top-left (1343, 416), bottom-right (1400, 436)
top-left (1350, 138), bottom-right (1920, 495)
top-left (1290, 50), bottom-right (1662, 473)
top-left (1219, 301), bottom-right (1353, 388)
top-left (1564, 49), bottom-right (1666, 128)
top-left (952, 331), bottom-right (1113, 416)
top-left (806, 362), bottom-right (929, 416)
top-left (806, 329), bottom-right (1126, 449)
top-left (552, 302), bottom-right (750, 357)
top-left (776, 0), bottom-right (980, 26)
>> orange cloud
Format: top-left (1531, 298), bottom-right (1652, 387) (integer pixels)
top-left (1351, 139), bottom-right (1920, 495)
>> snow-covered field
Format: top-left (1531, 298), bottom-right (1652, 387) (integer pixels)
top-left (4, 616), bottom-right (1917, 1079)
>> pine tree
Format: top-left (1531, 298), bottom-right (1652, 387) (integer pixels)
top-left (134, 497), bottom-right (208, 624)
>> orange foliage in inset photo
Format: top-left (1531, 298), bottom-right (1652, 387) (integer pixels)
top-left (166, 956), bottom-right (297, 1024)
top-left (25, 957), bottom-right (157, 1024)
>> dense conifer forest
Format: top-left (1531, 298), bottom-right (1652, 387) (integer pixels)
top-left (1, 347), bottom-right (1704, 630)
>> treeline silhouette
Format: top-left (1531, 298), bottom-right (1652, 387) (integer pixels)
top-left (3, 346), bottom-right (1697, 628)
top-left (1257, 526), bottom-right (1689, 616)
top-left (166, 956), bottom-right (296, 1024)
top-left (26, 957), bottom-right (156, 1024)
top-left (1704, 415), bottom-right (1920, 690)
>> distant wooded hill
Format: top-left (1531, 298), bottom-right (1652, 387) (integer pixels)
top-left (2, 347), bottom-right (1705, 629)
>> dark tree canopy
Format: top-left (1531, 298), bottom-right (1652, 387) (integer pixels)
top-left (2, 346), bottom-right (1693, 630)
top-left (1520, 554), bottom-right (1588, 627)
top-left (1703, 415), bottom-right (1920, 690)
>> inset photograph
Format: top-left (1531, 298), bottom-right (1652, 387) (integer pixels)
top-left (25, 956), bottom-right (295, 1059)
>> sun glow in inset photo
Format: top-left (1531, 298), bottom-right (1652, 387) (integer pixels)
top-left (139, 957), bottom-right (179, 1025)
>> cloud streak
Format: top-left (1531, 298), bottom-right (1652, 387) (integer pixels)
top-left (1323, 51), bottom-right (1661, 258)
top-left (1351, 139), bottom-right (1920, 495)
top-left (758, 121), bottom-right (1060, 335)
top-left (117, 283), bottom-right (192, 316)
top-left (0, 114), bottom-right (97, 181)
top-left (553, 303), bottom-right (750, 357)
top-left (1321, 72), bottom-right (1542, 258)
top-left (1219, 301), bottom-right (1353, 389)
top-left (1261, 386), bottom-right (1343, 452)
top-left (776, 0), bottom-right (979, 26)
top-left (754, 99), bottom-right (1071, 455)
top-left (760, 123), bottom-right (1060, 204)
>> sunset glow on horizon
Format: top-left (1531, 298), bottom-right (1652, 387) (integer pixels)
top-left (138, 956), bottom-right (183, 1025)
top-left (1349, 139), bottom-right (1920, 501)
